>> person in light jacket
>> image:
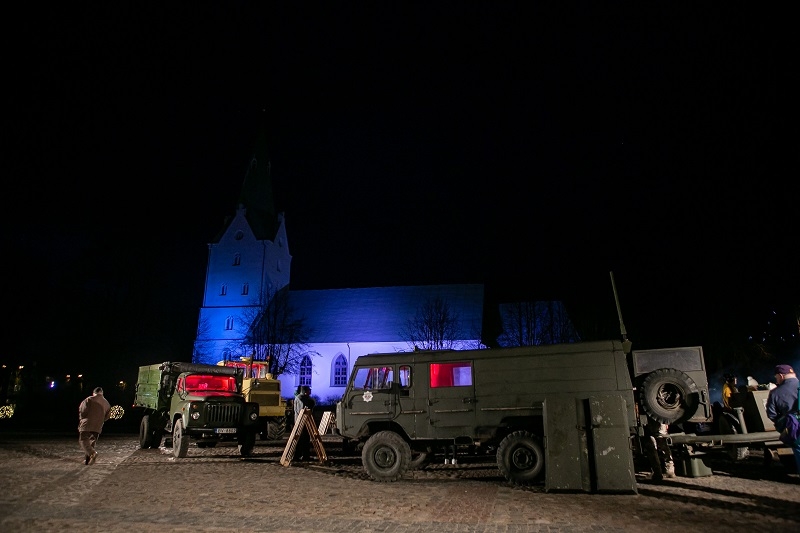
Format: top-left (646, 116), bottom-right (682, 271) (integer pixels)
top-left (78, 386), bottom-right (111, 465)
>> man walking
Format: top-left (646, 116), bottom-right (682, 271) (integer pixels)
top-left (78, 386), bottom-right (111, 465)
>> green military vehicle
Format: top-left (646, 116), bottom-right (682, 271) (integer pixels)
top-left (334, 274), bottom-right (722, 490)
top-left (133, 362), bottom-right (260, 458)
top-left (335, 339), bottom-right (714, 488)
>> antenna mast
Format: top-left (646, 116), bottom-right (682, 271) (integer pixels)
top-left (609, 271), bottom-right (632, 354)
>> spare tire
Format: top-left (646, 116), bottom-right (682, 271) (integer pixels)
top-left (640, 368), bottom-right (699, 424)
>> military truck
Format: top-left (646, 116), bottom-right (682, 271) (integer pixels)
top-left (334, 273), bottom-right (718, 488)
top-left (218, 357), bottom-right (290, 440)
top-left (133, 361), bottom-right (260, 458)
top-left (335, 339), bottom-right (715, 487)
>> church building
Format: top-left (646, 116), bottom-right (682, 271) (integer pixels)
top-left (192, 131), bottom-right (576, 403)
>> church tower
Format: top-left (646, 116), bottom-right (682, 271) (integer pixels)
top-left (192, 128), bottom-right (291, 366)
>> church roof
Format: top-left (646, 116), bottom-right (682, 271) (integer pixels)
top-left (212, 127), bottom-right (278, 243)
top-left (289, 284), bottom-right (484, 343)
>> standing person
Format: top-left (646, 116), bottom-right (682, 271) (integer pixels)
top-left (766, 364), bottom-right (800, 474)
top-left (293, 385), bottom-right (316, 462)
top-left (722, 374), bottom-right (738, 410)
top-left (78, 386), bottom-right (111, 465)
top-left (643, 417), bottom-right (675, 481)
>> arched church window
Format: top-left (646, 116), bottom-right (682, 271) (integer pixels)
top-left (332, 354), bottom-right (348, 387)
top-left (225, 316), bottom-right (234, 330)
top-left (299, 355), bottom-right (312, 387)
top-left (220, 284), bottom-right (227, 296)
top-left (233, 253), bottom-right (241, 266)
top-left (234, 230), bottom-right (244, 241)
top-left (242, 282), bottom-right (249, 295)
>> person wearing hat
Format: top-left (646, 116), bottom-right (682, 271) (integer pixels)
top-left (765, 364), bottom-right (800, 474)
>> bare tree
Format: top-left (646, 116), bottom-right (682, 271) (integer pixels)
top-left (192, 317), bottom-right (214, 361)
top-left (497, 301), bottom-right (580, 347)
top-left (401, 296), bottom-right (464, 351)
top-left (235, 286), bottom-right (318, 377)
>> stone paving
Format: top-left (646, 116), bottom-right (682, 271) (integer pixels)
top-left (0, 431), bottom-right (798, 532)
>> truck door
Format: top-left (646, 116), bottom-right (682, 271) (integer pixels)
top-left (427, 360), bottom-right (476, 433)
top-left (342, 365), bottom-right (399, 426)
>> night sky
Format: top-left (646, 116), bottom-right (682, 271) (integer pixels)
top-left (5, 4), bottom-right (797, 380)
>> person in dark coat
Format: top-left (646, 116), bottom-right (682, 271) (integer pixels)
top-left (766, 364), bottom-right (800, 474)
top-left (293, 386), bottom-right (316, 461)
top-left (78, 387), bottom-right (111, 465)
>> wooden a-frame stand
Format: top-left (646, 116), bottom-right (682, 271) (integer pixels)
top-left (280, 407), bottom-right (327, 466)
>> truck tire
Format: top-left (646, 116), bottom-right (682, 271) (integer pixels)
top-left (173, 418), bottom-right (189, 458)
top-left (362, 431), bottom-right (411, 482)
top-left (497, 430), bottom-right (545, 486)
top-left (139, 415), bottom-right (154, 449)
top-left (139, 415), bottom-right (163, 449)
top-left (238, 431), bottom-right (256, 457)
top-left (264, 417), bottom-right (287, 440)
top-left (640, 368), bottom-right (699, 425)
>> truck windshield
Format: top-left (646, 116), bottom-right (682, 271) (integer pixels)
top-left (353, 366), bottom-right (393, 390)
top-left (184, 374), bottom-right (238, 392)
top-left (352, 365), bottom-right (412, 390)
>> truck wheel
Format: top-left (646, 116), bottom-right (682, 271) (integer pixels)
top-left (265, 417), bottom-right (287, 440)
top-left (640, 368), bottom-right (699, 425)
top-left (173, 418), bottom-right (189, 458)
top-left (497, 430), bottom-right (545, 486)
top-left (719, 414), bottom-right (749, 461)
top-left (238, 431), bottom-right (256, 457)
top-left (139, 415), bottom-right (154, 449)
top-left (362, 431), bottom-right (411, 482)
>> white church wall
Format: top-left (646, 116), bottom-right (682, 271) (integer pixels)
top-left (276, 339), bottom-right (480, 404)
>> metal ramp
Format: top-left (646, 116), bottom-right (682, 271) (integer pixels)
top-left (280, 408), bottom-right (327, 466)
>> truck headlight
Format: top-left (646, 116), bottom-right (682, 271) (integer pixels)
top-left (191, 412), bottom-right (200, 420)
top-left (249, 411), bottom-right (258, 421)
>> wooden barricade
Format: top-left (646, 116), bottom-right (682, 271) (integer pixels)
top-left (318, 411), bottom-right (335, 435)
top-left (280, 408), bottom-right (327, 466)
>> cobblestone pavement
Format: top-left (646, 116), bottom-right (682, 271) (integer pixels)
top-left (0, 431), bottom-right (798, 533)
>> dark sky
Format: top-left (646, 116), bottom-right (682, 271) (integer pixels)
top-left (5, 4), bottom-right (797, 374)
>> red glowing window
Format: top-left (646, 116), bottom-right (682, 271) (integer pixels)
top-left (429, 362), bottom-right (472, 388)
top-left (184, 374), bottom-right (237, 392)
